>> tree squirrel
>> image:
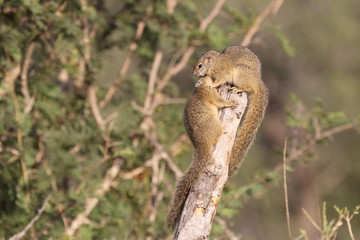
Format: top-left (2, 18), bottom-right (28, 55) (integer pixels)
top-left (193, 46), bottom-right (269, 177)
top-left (167, 75), bottom-right (238, 229)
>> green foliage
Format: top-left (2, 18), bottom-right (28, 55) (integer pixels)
top-left (0, 0), bottom-right (359, 239)
top-left (286, 93), bottom-right (350, 137)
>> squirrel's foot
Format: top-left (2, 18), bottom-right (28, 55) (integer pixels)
top-left (229, 87), bottom-right (243, 94)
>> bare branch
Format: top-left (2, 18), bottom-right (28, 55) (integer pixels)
top-left (241, 0), bottom-right (285, 46)
top-left (119, 159), bottom-right (152, 180)
top-left (3, 64), bottom-right (21, 96)
top-left (283, 138), bottom-right (293, 240)
top-left (130, 100), bottom-right (147, 115)
top-left (21, 41), bottom-right (36, 113)
top-left (199, 0), bottom-right (226, 32)
top-left (301, 208), bottom-right (321, 232)
top-left (160, 150), bottom-right (183, 181)
top-left (145, 130), bottom-right (183, 180)
top-left (144, 50), bottom-right (164, 110)
top-left (88, 85), bottom-right (105, 131)
top-left (9, 195), bottom-right (51, 240)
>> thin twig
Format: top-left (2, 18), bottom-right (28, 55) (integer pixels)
top-left (8, 194), bottom-right (51, 240)
top-left (88, 85), bottom-right (105, 131)
top-left (302, 208), bottom-right (321, 232)
top-left (199, 0), bottom-right (226, 32)
top-left (241, 0), bottom-right (285, 46)
top-left (145, 130), bottom-right (183, 180)
top-left (144, 50), bottom-right (164, 110)
top-left (156, 47), bottom-right (195, 92)
top-left (21, 42), bottom-right (36, 113)
top-left (345, 216), bottom-right (355, 240)
top-left (160, 151), bottom-right (183, 181)
top-left (283, 138), bottom-right (293, 240)
top-left (119, 159), bottom-right (152, 180)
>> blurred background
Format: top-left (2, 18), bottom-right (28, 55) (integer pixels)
top-left (1, 0), bottom-right (359, 239)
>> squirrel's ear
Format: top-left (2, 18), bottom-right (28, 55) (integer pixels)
top-left (206, 55), bottom-right (211, 59)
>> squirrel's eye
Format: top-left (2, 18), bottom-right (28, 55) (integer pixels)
top-left (198, 63), bottom-right (202, 69)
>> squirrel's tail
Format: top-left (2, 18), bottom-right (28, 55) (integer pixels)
top-left (228, 82), bottom-right (268, 177)
top-left (167, 148), bottom-right (208, 229)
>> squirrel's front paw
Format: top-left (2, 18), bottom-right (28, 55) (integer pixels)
top-left (229, 87), bottom-right (243, 94)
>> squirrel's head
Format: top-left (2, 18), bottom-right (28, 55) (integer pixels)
top-left (193, 50), bottom-right (220, 77)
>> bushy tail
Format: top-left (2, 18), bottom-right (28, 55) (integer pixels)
top-left (228, 83), bottom-right (268, 177)
top-left (167, 148), bottom-right (209, 229)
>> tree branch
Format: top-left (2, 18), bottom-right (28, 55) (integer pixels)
top-left (199, 0), bottom-right (226, 32)
top-left (241, 0), bottom-right (285, 46)
top-left (173, 86), bottom-right (248, 239)
top-left (88, 85), bottom-right (105, 131)
top-left (283, 138), bottom-right (293, 240)
top-left (8, 194), bottom-right (51, 240)
top-left (21, 41), bottom-right (36, 113)
top-left (144, 50), bottom-right (164, 111)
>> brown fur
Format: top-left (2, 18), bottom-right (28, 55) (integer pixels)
top-left (193, 46), bottom-right (269, 176)
top-left (167, 76), bottom-right (237, 229)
